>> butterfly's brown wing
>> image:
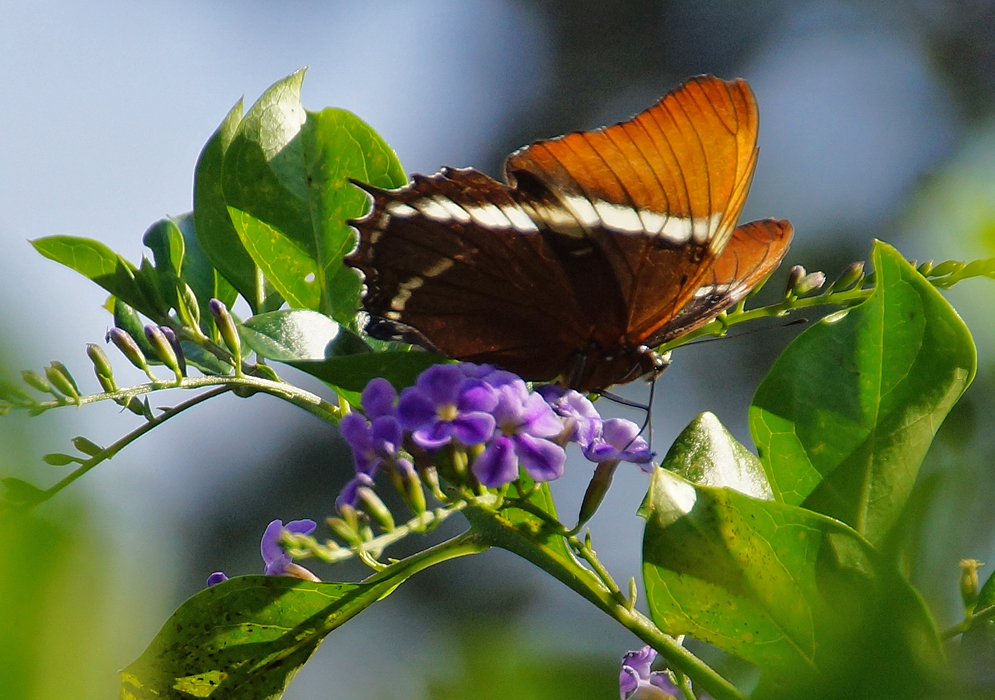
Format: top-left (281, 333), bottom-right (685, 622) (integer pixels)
top-left (503, 75), bottom-right (761, 349)
top-left (347, 168), bottom-right (594, 381)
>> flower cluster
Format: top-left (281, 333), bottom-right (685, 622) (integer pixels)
top-left (337, 363), bottom-right (653, 508)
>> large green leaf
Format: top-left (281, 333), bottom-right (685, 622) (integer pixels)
top-left (750, 241), bottom-right (976, 545)
top-left (220, 69), bottom-right (405, 320)
top-left (119, 574), bottom-right (406, 700)
top-left (193, 98), bottom-right (274, 312)
top-left (640, 468), bottom-right (942, 688)
top-left (289, 350), bottom-right (446, 393)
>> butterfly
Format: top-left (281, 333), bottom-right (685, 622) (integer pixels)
top-left (347, 75), bottom-right (792, 392)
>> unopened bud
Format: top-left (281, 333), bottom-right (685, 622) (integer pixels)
top-left (784, 265), bottom-right (806, 298)
top-left (108, 328), bottom-right (150, 374)
top-left (72, 436), bottom-right (103, 457)
top-left (929, 260), bottom-right (962, 278)
top-left (357, 486), bottom-right (395, 532)
top-left (794, 272), bottom-right (826, 297)
top-left (0, 382), bottom-right (36, 407)
top-left (576, 460), bottom-right (620, 530)
top-left (44, 452), bottom-right (80, 466)
top-left (21, 370), bottom-right (51, 394)
top-left (960, 559), bottom-right (985, 611)
top-left (916, 260), bottom-right (934, 276)
top-left (85, 343), bottom-right (117, 392)
top-left (144, 326), bottom-right (182, 381)
top-left (401, 462), bottom-right (427, 515)
top-left (833, 261), bottom-right (865, 292)
top-left (45, 362), bottom-right (80, 403)
top-left (419, 465), bottom-right (446, 502)
top-left (326, 513), bottom-right (361, 545)
top-left (209, 299), bottom-right (242, 367)
top-left (159, 327), bottom-right (186, 377)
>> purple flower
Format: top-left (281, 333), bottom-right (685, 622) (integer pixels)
top-left (205, 519), bottom-right (320, 587)
top-left (538, 385), bottom-right (603, 448)
top-left (340, 412), bottom-right (405, 476)
top-left (336, 471), bottom-right (375, 509)
top-left (261, 519), bottom-right (320, 581)
top-left (584, 418), bottom-right (654, 471)
top-left (619, 646), bottom-right (682, 700)
top-left (471, 374), bottom-right (567, 487)
top-left (397, 364), bottom-right (496, 449)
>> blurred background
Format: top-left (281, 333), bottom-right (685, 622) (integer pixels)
top-left (2, 1), bottom-right (994, 698)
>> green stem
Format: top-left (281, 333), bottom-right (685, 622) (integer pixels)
top-left (658, 286), bottom-right (871, 354)
top-left (39, 386), bottom-right (231, 505)
top-left (942, 602), bottom-right (995, 639)
top-left (23, 374), bottom-right (340, 424)
top-left (464, 503), bottom-right (745, 700)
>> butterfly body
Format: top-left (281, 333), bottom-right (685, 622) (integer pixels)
top-left (347, 76), bottom-right (792, 391)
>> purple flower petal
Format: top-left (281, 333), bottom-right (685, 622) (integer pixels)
top-left (207, 572), bottom-right (229, 587)
top-left (361, 378), bottom-right (397, 419)
top-left (514, 433), bottom-right (566, 482)
top-left (260, 519), bottom-right (288, 565)
top-left (472, 435), bottom-right (520, 487)
top-left (370, 415), bottom-right (402, 450)
top-left (519, 392), bottom-right (565, 438)
top-left (284, 519), bottom-right (317, 536)
top-left (340, 413), bottom-right (372, 452)
top-left (397, 390), bottom-right (437, 431)
top-left (622, 646), bottom-right (656, 679)
top-left (412, 421), bottom-right (455, 449)
top-left (450, 412), bottom-right (496, 445)
top-left (458, 380), bottom-right (498, 413)
top-left (417, 363), bottom-right (463, 405)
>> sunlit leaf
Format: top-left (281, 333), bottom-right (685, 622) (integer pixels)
top-left (239, 309), bottom-right (365, 362)
top-left (640, 468), bottom-right (942, 688)
top-left (750, 241), bottom-right (977, 545)
top-left (661, 411), bottom-right (772, 499)
top-left (120, 576), bottom-right (388, 700)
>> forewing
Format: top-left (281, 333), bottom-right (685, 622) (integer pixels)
top-left (347, 168), bottom-right (592, 380)
top-left (503, 76), bottom-right (760, 340)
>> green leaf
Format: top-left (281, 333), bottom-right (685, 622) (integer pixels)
top-left (142, 218), bottom-right (185, 279)
top-left (31, 236), bottom-right (161, 319)
top-left (239, 309), bottom-right (363, 362)
top-left (299, 106), bottom-right (407, 322)
top-left (119, 577), bottom-right (385, 700)
top-left (749, 241), bottom-right (977, 545)
top-left (1, 478), bottom-right (46, 507)
top-left (289, 350), bottom-right (446, 393)
top-left (639, 469), bottom-right (941, 685)
top-left (661, 412), bottom-right (772, 500)
top-left (962, 565), bottom-right (995, 678)
top-left (194, 98), bottom-right (274, 312)
top-left (227, 206), bottom-right (322, 310)
top-left (180, 342), bottom-right (232, 377)
top-left (221, 69), bottom-right (405, 320)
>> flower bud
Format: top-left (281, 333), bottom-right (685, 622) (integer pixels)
top-left (357, 486), bottom-right (396, 532)
top-left (72, 436), bottom-right (103, 456)
top-left (144, 326), bottom-right (182, 381)
top-left (326, 513), bottom-right (361, 545)
top-left (576, 460), bottom-right (620, 530)
top-left (929, 260), bottom-right (962, 278)
top-left (833, 261), bottom-right (865, 292)
top-left (45, 362), bottom-right (80, 404)
top-left (916, 260), bottom-right (934, 277)
top-left (0, 381), bottom-right (35, 407)
top-left (793, 271), bottom-right (826, 297)
top-left (784, 265), bottom-right (806, 298)
top-left (21, 370), bottom-right (51, 394)
top-left (209, 299), bottom-right (242, 367)
top-left (159, 327), bottom-right (186, 377)
top-left (960, 559), bottom-right (985, 611)
top-left (86, 343), bottom-right (117, 393)
top-left (108, 328), bottom-right (150, 374)
top-left (397, 460), bottom-right (427, 515)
